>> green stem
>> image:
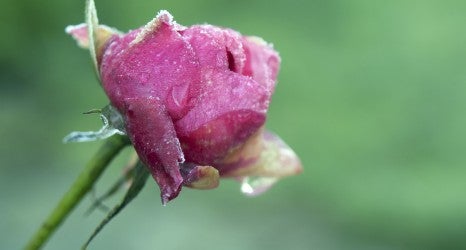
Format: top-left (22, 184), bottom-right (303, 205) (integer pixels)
top-left (24, 135), bottom-right (130, 250)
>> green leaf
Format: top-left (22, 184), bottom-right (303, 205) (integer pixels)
top-left (82, 161), bottom-right (150, 249)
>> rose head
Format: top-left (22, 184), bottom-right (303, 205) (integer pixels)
top-left (67, 6), bottom-right (301, 204)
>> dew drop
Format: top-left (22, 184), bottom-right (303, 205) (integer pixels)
top-left (241, 181), bottom-right (254, 194)
top-left (171, 82), bottom-right (189, 108)
top-left (240, 176), bottom-right (278, 197)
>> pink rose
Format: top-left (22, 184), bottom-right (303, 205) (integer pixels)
top-left (67, 7), bottom-right (301, 204)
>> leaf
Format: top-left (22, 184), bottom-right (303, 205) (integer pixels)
top-left (82, 160), bottom-right (150, 249)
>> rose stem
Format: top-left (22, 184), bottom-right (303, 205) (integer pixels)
top-left (25, 135), bottom-right (130, 250)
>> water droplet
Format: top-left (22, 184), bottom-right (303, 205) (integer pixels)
top-left (241, 181), bottom-right (254, 194)
top-left (171, 82), bottom-right (189, 108)
top-left (240, 176), bottom-right (278, 196)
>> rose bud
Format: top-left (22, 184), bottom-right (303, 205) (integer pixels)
top-left (66, 3), bottom-right (301, 204)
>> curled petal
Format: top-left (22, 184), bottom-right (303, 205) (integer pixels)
top-left (181, 25), bottom-right (246, 72)
top-left (100, 11), bottom-right (200, 120)
top-left (99, 11), bottom-right (202, 203)
top-left (174, 26), bottom-right (276, 167)
top-left (254, 131), bottom-right (302, 177)
top-left (242, 36), bottom-right (280, 92)
top-left (122, 97), bottom-right (185, 205)
top-left (181, 163), bottom-right (219, 189)
top-left (215, 129), bottom-right (264, 176)
top-left (176, 70), bottom-right (268, 165)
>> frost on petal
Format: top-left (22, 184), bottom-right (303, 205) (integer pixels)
top-left (241, 36), bottom-right (281, 92)
top-left (66, 24), bottom-right (90, 48)
top-left (176, 70), bottom-right (269, 165)
top-left (174, 26), bottom-right (271, 166)
top-left (181, 163), bottom-right (219, 189)
top-left (182, 25), bottom-right (246, 72)
top-left (89, 6), bottom-right (295, 203)
top-left (130, 10), bottom-right (174, 46)
top-left (100, 12), bottom-right (200, 120)
top-left (122, 97), bottom-right (185, 205)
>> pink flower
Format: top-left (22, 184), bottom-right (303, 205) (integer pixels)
top-left (67, 6), bottom-right (301, 204)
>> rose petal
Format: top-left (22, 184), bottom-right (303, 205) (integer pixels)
top-left (218, 130), bottom-right (302, 179)
top-left (241, 36), bottom-right (280, 92)
top-left (100, 11), bottom-right (200, 120)
top-left (122, 97), bottom-right (184, 205)
top-left (182, 25), bottom-right (246, 72)
top-left (181, 163), bottom-right (219, 189)
top-left (214, 129), bottom-right (264, 176)
top-left (176, 70), bottom-right (269, 165)
top-left (173, 25), bottom-right (272, 165)
top-left (255, 130), bottom-right (302, 177)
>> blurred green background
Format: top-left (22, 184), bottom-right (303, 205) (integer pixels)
top-left (2, 0), bottom-right (466, 249)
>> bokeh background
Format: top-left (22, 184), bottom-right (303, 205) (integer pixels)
top-left (2, 0), bottom-right (466, 249)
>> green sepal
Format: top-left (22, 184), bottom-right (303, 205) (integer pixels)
top-left (85, 0), bottom-right (99, 76)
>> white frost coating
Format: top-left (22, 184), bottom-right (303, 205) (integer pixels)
top-left (246, 36), bottom-right (268, 46)
top-left (246, 36), bottom-right (277, 55)
top-left (174, 137), bottom-right (185, 164)
top-left (130, 10), bottom-right (174, 46)
top-left (65, 23), bottom-right (87, 33)
top-left (65, 23), bottom-right (89, 48)
top-left (63, 105), bottom-right (126, 143)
